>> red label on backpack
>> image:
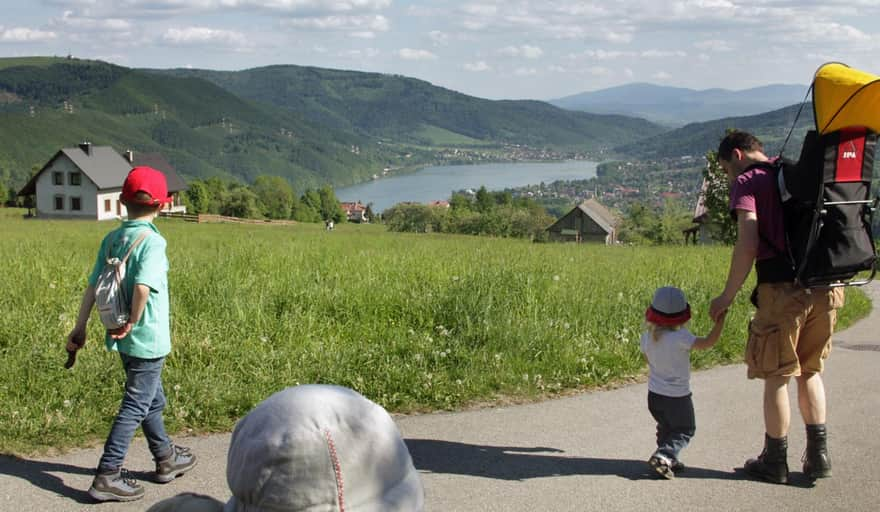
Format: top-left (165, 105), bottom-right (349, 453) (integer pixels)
top-left (835, 127), bottom-right (866, 182)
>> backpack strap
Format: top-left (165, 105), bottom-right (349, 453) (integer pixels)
top-left (121, 232), bottom-right (149, 265)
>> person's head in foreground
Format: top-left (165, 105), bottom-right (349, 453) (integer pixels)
top-left (147, 384), bottom-right (424, 512)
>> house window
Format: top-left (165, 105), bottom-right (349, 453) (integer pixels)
top-left (104, 199), bottom-right (112, 212)
top-left (70, 197), bottom-right (82, 211)
top-left (53, 172), bottom-right (63, 185)
top-left (54, 195), bottom-right (64, 210)
top-left (69, 172), bottom-right (81, 186)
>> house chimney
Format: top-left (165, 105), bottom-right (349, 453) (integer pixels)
top-left (124, 150), bottom-right (134, 164)
top-left (78, 142), bottom-right (92, 155)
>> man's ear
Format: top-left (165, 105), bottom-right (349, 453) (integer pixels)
top-left (732, 148), bottom-right (745, 161)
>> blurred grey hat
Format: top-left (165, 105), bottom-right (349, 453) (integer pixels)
top-left (224, 384), bottom-right (424, 512)
top-left (645, 286), bottom-right (691, 326)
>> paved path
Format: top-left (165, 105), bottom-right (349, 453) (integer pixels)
top-left (3, 285), bottom-right (880, 511)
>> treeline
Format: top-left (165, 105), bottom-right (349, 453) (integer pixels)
top-left (383, 186), bottom-right (555, 240)
top-left (183, 175), bottom-right (352, 223)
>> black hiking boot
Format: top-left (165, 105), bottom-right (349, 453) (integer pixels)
top-left (648, 453), bottom-right (675, 480)
top-left (803, 424), bottom-right (832, 479)
top-left (88, 468), bottom-right (145, 502)
top-left (744, 434), bottom-right (789, 484)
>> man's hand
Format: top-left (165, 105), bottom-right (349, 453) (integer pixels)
top-left (709, 295), bottom-right (732, 323)
top-left (109, 321), bottom-right (133, 340)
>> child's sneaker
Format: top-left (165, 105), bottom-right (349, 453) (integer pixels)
top-left (648, 454), bottom-right (675, 480)
top-left (155, 444), bottom-right (197, 483)
top-left (88, 468), bottom-right (145, 502)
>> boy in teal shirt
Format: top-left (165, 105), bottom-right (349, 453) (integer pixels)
top-left (66, 166), bottom-right (196, 502)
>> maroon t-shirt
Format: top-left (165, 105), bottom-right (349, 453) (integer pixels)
top-left (729, 164), bottom-right (786, 261)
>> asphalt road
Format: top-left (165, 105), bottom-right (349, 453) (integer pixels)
top-left (3, 284), bottom-right (879, 511)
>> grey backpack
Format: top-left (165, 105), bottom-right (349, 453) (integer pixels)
top-left (95, 231), bottom-right (149, 330)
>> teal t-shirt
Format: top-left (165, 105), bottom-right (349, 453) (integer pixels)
top-left (88, 220), bottom-right (171, 358)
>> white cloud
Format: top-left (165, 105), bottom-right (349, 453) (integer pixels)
top-left (548, 65), bottom-right (566, 73)
top-left (54, 10), bottom-right (131, 31)
top-left (463, 60), bottom-right (490, 72)
top-left (498, 44), bottom-right (543, 59)
top-left (694, 39), bottom-right (733, 52)
top-left (0, 27), bottom-right (58, 42)
top-left (428, 30), bottom-right (449, 47)
top-left (397, 48), bottom-right (437, 60)
top-left (280, 15), bottom-right (389, 32)
top-left (339, 47), bottom-right (380, 59)
top-left (652, 71), bottom-right (672, 81)
top-left (162, 27), bottom-right (248, 47)
top-left (514, 67), bottom-right (537, 76)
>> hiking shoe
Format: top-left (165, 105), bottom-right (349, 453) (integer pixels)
top-left (88, 468), bottom-right (145, 502)
top-left (671, 460), bottom-right (686, 473)
top-left (648, 454), bottom-right (674, 480)
top-left (155, 444), bottom-right (197, 483)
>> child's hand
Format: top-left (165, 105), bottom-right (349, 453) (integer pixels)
top-left (109, 322), bottom-right (133, 340)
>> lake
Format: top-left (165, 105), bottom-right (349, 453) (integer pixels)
top-left (335, 160), bottom-right (599, 212)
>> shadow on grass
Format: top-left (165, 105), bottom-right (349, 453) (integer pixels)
top-left (406, 439), bottom-right (743, 482)
top-left (0, 455), bottom-right (96, 504)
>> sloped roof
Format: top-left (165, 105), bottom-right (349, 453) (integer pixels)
top-left (547, 198), bottom-right (619, 234)
top-left (576, 199), bottom-right (619, 233)
top-left (18, 145), bottom-right (187, 196)
top-left (132, 152), bottom-right (188, 193)
top-left (19, 145), bottom-right (132, 195)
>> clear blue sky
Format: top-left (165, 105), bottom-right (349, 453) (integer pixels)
top-left (1, 1), bottom-right (877, 100)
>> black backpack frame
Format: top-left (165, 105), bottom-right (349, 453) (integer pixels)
top-left (774, 127), bottom-right (878, 288)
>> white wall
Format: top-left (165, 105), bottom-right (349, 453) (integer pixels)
top-left (96, 190), bottom-right (125, 221)
top-left (36, 156), bottom-right (99, 219)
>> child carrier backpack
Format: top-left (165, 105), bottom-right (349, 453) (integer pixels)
top-left (94, 231), bottom-right (149, 330)
top-left (769, 62), bottom-right (880, 288)
top-left (774, 128), bottom-right (878, 287)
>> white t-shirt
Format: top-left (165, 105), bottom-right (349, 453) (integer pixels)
top-left (639, 328), bottom-right (697, 397)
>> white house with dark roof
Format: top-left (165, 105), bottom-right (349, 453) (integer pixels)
top-left (17, 143), bottom-right (187, 220)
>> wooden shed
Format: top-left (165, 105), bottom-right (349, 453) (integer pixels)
top-left (547, 199), bottom-right (619, 244)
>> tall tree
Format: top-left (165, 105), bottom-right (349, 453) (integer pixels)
top-left (251, 175), bottom-right (295, 220)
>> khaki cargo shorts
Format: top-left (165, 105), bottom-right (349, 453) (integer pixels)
top-left (745, 283), bottom-right (846, 379)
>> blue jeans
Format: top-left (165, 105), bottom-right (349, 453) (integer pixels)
top-left (648, 391), bottom-right (695, 461)
top-left (98, 353), bottom-right (172, 472)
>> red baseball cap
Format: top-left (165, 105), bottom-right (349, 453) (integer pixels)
top-left (121, 166), bottom-right (172, 206)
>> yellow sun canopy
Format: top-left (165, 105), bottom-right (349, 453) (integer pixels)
top-left (813, 62), bottom-right (880, 134)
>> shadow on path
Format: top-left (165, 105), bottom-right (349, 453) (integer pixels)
top-left (405, 439), bottom-right (743, 482)
top-left (0, 455), bottom-right (96, 504)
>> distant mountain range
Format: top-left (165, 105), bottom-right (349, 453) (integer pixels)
top-left (0, 57), bottom-right (663, 194)
top-left (551, 83), bottom-right (810, 126)
top-left (614, 102), bottom-right (816, 160)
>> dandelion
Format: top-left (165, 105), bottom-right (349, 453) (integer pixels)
top-left (173, 384), bottom-right (181, 392)
top-left (49, 282), bottom-right (56, 289)
top-left (522, 373), bottom-right (529, 382)
top-left (452, 276), bottom-right (459, 281)
top-left (552, 275), bottom-right (560, 281)
top-left (494, 353), bottom-right (502, 361)
top-left (413, 353), bottom-right (423, 361)
top-left (563, 322), bottom-right (570, 330)
top-left (260, 336), bottom-right (269, 343)
top-left (63, 399), bottom-right (71, 408)
top-left (439, 351), bottom-right (447, 358)
top-left (455, 379), bottom-right (463, 386)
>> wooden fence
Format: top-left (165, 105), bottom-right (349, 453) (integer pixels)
top-left (159, 211), bottom-right (297, 226)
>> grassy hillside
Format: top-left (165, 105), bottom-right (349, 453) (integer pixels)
top-left (614, 103), bottom-right (815, 159)
top-left (152, 65), bottom-right (665, 150)
top-left (0, 208), bottom-right (870, 453)
top-left (0, 58), bottom-right (392, 193)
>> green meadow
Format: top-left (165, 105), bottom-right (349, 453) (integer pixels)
top-left (0, 208), bottom-right (870, 454)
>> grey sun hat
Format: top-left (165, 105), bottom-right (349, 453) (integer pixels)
top-left (645, 286), bottom-right (691, 326)
top-left (223, 384), bottom-right (424, 512)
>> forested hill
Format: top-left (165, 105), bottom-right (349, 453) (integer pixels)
top-left (613, 103), bottom-right (816, 160)
top-left (0, 57), bottom-right (383, 193)
top-left (149, 65), bottom-right (665, 149)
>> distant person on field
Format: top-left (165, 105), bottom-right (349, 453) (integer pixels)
top-left (326, 218), bottom-right (334, 231)
top-left (641, 286), bottom-right (726, 479)
top-left (147, 384), bottom-right (424, 512)
top-left (66, 166), bottom-right (196, 502)
top-left (709, 130), bottom-right (843, 484)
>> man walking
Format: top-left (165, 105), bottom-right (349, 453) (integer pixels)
top-left (709, 130), bottom-right (843, 484)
